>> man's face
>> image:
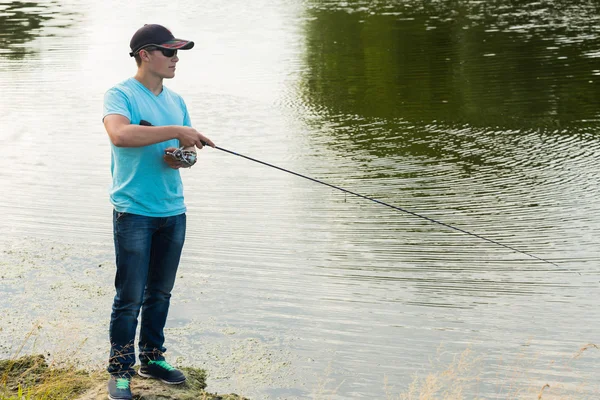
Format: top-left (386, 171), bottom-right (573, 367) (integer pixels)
top-left (141, 47), bottom-right (179, 79)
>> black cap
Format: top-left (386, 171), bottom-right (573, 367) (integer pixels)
top-left (129, 24), bottom-right (194, 57)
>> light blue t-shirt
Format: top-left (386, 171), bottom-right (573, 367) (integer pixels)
top-left (103, 77), bottom-right (192, 217)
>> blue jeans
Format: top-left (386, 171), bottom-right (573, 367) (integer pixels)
top-left (108, 210), bottom-right (186, 376)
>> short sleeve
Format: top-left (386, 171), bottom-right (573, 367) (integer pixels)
top-left (181, 98), bottom-right (192, 127)
top-left (103, 88), bottom-right (132, 122)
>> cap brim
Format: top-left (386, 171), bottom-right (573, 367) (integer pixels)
top-left (158, 39), bottom-right (194, 50)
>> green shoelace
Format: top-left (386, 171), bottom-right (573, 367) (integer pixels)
top-left (115, 378), bottom-right (130, 390)
top-left (148, 360), bottom-right (176, 371)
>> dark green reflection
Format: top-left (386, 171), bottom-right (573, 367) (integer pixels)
top-left (0, 1), bottom-right (73, 59)
top-left (301, 1), bottom-right (600, 129)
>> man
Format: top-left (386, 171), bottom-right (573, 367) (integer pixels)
top-left (102, 24), bottom-right (214, 400)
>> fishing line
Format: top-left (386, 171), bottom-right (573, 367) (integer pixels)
top-left (211, 146), bottom-right (567, 269)
top-left (140, 120), bottom-right (569, 271)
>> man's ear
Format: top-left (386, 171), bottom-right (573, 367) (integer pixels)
top-left (140, 49), bottom-right (150, 62)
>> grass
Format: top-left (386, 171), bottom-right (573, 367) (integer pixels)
top-left (313, 343), bottom-right (599, 400)
top-left (1, 331), bottom-right (598, 399)
top-left (0, 354), bottom-right (249, 400)
top-left (0, 354), bottom-right (99, 399)
top-left (387, 343), bottom-right (600, 400)
top-left (0, 321), bottom-right (246, 400)
top-left (0, 323), bottom-right (98, 400)
top-left (385, 346), bottom-right (480, 400)
top-left (0, 328), bottom-right (247, 400)
top-left (0, 354), bottom-right (251, 400)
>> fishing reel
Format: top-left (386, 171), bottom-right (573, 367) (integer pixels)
top-left (165, 147), bottom-right (197, 168)
top-left (139, 120), bottom-right (198, 168)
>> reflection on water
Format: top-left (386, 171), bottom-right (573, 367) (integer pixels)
top-left (294, 4), bottom-right (600, 394)
top-left (302, 0), bottom-right (600, 128)
top-left (298, 1), bottom-right (600, 254)
top-left (0, 1), bottom-right (76, 59)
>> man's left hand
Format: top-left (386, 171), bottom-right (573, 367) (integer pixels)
top-left (164, 147), bottom-right (183, 169)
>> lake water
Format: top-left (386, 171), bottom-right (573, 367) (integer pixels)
top-left (1, 0), bottom-right (599, 398)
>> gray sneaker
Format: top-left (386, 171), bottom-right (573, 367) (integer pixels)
top-left (107, 375), bottom-right (132, 400)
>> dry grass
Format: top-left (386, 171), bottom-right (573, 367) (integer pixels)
top-left (0, 354), bottom-right (101, 400)
top-left (0, 354), bottom-right (248, 400)
top-left (382, 342), bottom-right (600, 400)
top-left (537, 383), bottom-right (550, 399)
top-left (0, 325), bottom-right (247, 400)
top-left (2, 325), bottom-right (598, 400)
top-left (387, 346), bottom-right (481, 400)
top-left (0, 322), bottom-right (102, 400)
top-left (573, 343), bottom-right (600, 359)
top-left (312, 362), bottom-right (346, 400)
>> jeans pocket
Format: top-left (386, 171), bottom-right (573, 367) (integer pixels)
top-left (115, 211), bottom-right (127, 222)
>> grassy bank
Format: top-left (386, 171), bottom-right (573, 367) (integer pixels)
top-left (0, 354), bottom-right (248, 400)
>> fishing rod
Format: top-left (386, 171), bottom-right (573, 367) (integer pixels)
top-left (140, 120), bottom-right (565, 270)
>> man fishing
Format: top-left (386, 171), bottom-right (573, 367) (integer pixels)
top-left (102, 23), bottom-right (214, 400)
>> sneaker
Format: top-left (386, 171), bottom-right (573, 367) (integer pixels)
top-left (138, 360), bottom-right (186, 385)
top-left (107, 375), bottom-right (132, 400)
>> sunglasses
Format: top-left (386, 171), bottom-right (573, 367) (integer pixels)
top-left (141, 46), bottom-right (178, 58)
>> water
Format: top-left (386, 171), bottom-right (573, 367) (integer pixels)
top-left (1, 0), bottom-right (599, 398)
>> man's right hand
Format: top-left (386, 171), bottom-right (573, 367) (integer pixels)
top-left (178, 127), bottom-right (215, 149)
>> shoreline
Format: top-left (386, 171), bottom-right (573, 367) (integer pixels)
top-left (0, 354), bottom-right (249, 400)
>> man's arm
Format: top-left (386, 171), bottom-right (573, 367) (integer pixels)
top-left (103, 114), bottom-right (215, 148)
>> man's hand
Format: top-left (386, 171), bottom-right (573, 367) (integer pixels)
top-left (164, 147), bottom-right (183, 169)
top-left (177, 127), bottom-right (215, 149)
